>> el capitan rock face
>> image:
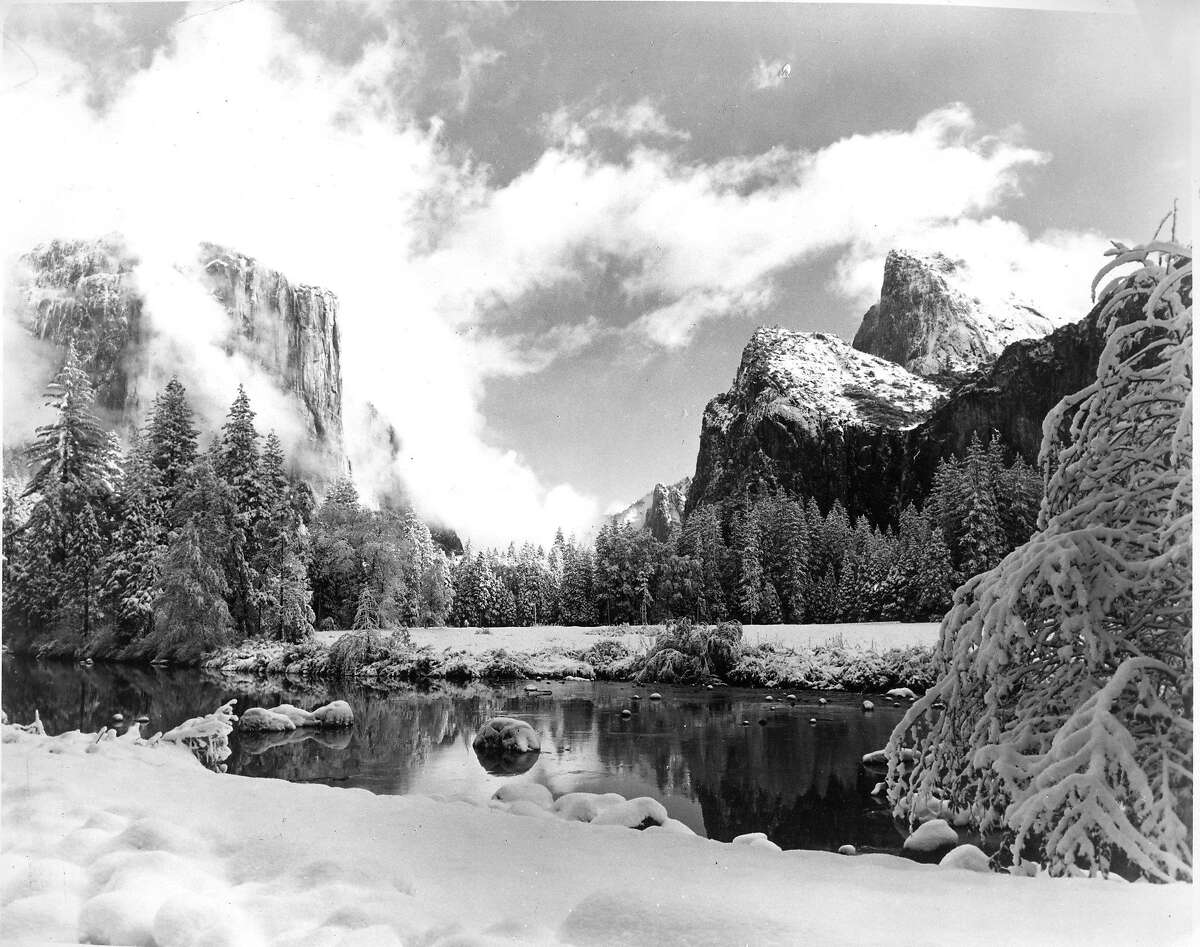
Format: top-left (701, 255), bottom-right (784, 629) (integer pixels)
top-left (199, 244), bottom-right (344, 452)
top-left (853, 249), bottom-right (1064, 377)
top-left (9, 238), bottom-right (345, 473)
top-left (687, 306), bottom-right (1109, 524)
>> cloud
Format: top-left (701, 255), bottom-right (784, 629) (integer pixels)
top-left (1, 2), bottom-right (595, 546)
top-left (422, 101), bottom-right (1099, 350)
top-left (750, 57), bottom-right (791, 91)
top-left (543, 98), bottom-right (691, 148)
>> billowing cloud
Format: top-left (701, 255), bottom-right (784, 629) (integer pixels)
top-left (1, 2), bottom-right (591, 546)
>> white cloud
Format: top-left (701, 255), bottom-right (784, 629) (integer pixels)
top-left (1, 3), bottom-right (596, 546)
top-left (751, 58), bottom-right (791, 91)
top-left (543, 98), bottom-right (691, 147)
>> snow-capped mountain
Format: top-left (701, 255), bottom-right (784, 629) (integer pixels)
top-left (608, 477), bottom-right (691, 541)
top-left (853, 249), bottom-right (1067, 377)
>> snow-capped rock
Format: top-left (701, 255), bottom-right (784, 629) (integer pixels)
top-left (854, 249), bottom-right (1068, 377)
top-left (902, 818), bottom-right (959, 853)
top-left (939, 844), bottom-right (992, 872)
top-left (472, 717), bottom-right (540, 754)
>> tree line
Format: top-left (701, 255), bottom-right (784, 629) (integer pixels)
top-left (3, 343), bottom-right (1042, 662)
top-left (447, 432), bottom-right (1040, 628)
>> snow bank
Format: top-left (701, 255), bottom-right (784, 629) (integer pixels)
top-left (1, 722), bottom-right (1191, 946)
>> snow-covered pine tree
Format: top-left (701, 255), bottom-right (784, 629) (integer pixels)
top-left (144, 376), bottom-right (199, 504)
top-left (20, 342), bottom-right (121, 641)
top-left (957, 432), bottom-right (1007, 579)
top-left (730, 505), bottom-right (764, 622)
top-left (101, 436), bottom-right (165, 643)
top-left (887, 240), bottom-right (1193, 881)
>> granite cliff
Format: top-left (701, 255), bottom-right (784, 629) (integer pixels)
top-left (687, 276), bottom-right (1110, 525)
top-left (852, 249), bottom-right (1066, 377)
top-left (10, 238), bottom-right (344, 473)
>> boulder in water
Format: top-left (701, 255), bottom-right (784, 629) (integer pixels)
top-left (239, 708), bottom-right (297, 732)
top-left (312, 700), bottom-right (354, 728)
top-left (886, 687), bottom-right (918, 700)
top-left (473, 717), bottom-right (541, 754)
top-left (270, 704), bottom-right (318, 727)
top-left (838, 844), bottom-right (857, 856)
top-left (903, 818), bottom-right (959, 853)
top-left (861, 700), bottom-right (874, 711)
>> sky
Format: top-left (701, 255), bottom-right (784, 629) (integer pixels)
top-left (0, 1), bottom-right (1191, 545)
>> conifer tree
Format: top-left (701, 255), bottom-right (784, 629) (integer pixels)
top-left (144, 376), bottom-right (199, 505)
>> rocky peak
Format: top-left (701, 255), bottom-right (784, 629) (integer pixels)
top-left (853, 249), bottom-right (1059, 377)
top-left (726, 325), bottom-right (946, 432)
top-left (610, 476), bottom-right (691, 542)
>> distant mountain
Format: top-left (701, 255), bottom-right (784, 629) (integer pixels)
top-left (686, 272), bottom-right (1112, 525)
top-left (9, 237), bottom-right (345, 478)
top-left (853, 249), bottom-right (1068, 377)
top-left (609, 477), bottom-right (691, 542)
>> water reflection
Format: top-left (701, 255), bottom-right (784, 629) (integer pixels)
top-left (2, 655), bottom-right (909, 852)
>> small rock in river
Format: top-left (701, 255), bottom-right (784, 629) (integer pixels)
top-left (862, 700), bottom-right (875, 711)
top-left (742, 720), bottom-right (750, 726)
top-left (649, 693), bottom-right (662, 701)
top-left (706, 684), bottom-right (714, 690)
top-left (809, 718), bottom-right (817, 724)
top-left (786, 694), bottom-right (797, 702)
top-left (764, 696), bottom-right (774, 702)
top-left (818, 697), bottom-right (828, 705)
top-left (838, 845), bottom-right (857, 856)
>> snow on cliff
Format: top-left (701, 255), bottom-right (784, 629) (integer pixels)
top-left (728, 325), bottom-right (946, 433)
top-left (853, 249), bottom-right (1072, 376)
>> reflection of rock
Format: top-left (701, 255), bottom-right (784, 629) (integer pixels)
top-left (239, 727), bottom-right (354, 755)
top-left (473, 746), bottom-right (540, 777)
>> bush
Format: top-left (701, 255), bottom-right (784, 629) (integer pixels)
top-left (633, 620), bottom-right (743, 684)
top-left (327, 631), bottom-right (387, 677)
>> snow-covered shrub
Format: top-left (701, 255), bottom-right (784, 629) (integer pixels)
top-left (887, 241), bottom-right (1192, 881)
top-left (161, 699), bottom-right (237, 768)
top-left (633, 620), bottom-right (742, 684)
top-left (326, 631), bottom-right (386, 677)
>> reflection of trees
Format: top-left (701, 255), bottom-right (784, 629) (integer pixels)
top-left (4, 658), bottom-right (912, 852)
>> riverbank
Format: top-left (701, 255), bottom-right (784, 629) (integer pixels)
top-left (203, 622), bottom-right (941, 692)
top-left (3, 721), bottom-right (1189, 946)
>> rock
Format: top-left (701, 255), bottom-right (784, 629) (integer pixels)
top-left (706, 684), bottom-right (714, 690)
top-left (553, 793), bottom-right (611, 823)
top-left (862, 700), bottom-right (874, 711)
top-left (886, 687), bottom-right (917, 700)
top-left (649, 693), bottom-right (662, 701)
top-left (473, 717), bottom-right (541, 754)
top-left (238, 707), bottom-right (297, 732)
top-left (903, 818), bottom-right (959, 853)
top-left (809, 718), bottom-right (817, 724)
top-left (632, 694), bottom-right (641, 700)
top-left (523, 684), bottom-right (540, 693)
top-left (111, 713), bottom-right (124, 722)
top-left (863, 747), bottom-right (915, 766)
top-left (311, 700), bottom-right (354, 728)
top-left (591, 797), bottom-right (668, 830)
top-left (786, 694), bottom-right (797, 702)
top-left (838, 845), bottom-right (857, 856)
top-left (685, 290), bottom-right (1113, 528)
top-left (764, 696), bottom-right (774, 702)
top-left (609, 478), bottom-right (691, 542)
top-left (852, 249), bottom-right (1066, 376)
top-left (939, 844), bottom-right (992, 872)
top-left (270, 704), bottom-right (317, 728)
top-left (741, 720), bottom-right (750, 726)
top-left (620, 709), bottom-right (632, 718)
top-left (492, 782), bottom-right (553, 809)
top-left (732, 832), bottom-right (782, 852)
top-left (135, 715), bottom-right (150, 724)
top-left (818, 697), bottom-right (827, 705)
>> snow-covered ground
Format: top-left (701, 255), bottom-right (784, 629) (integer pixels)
top-left (313, 622), bottom-right (941, 654)
top-left (3, 723), bottom-right (1190, 946)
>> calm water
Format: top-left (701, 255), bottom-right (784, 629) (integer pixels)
top-left (2, 654), bottom-right (913, 854)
